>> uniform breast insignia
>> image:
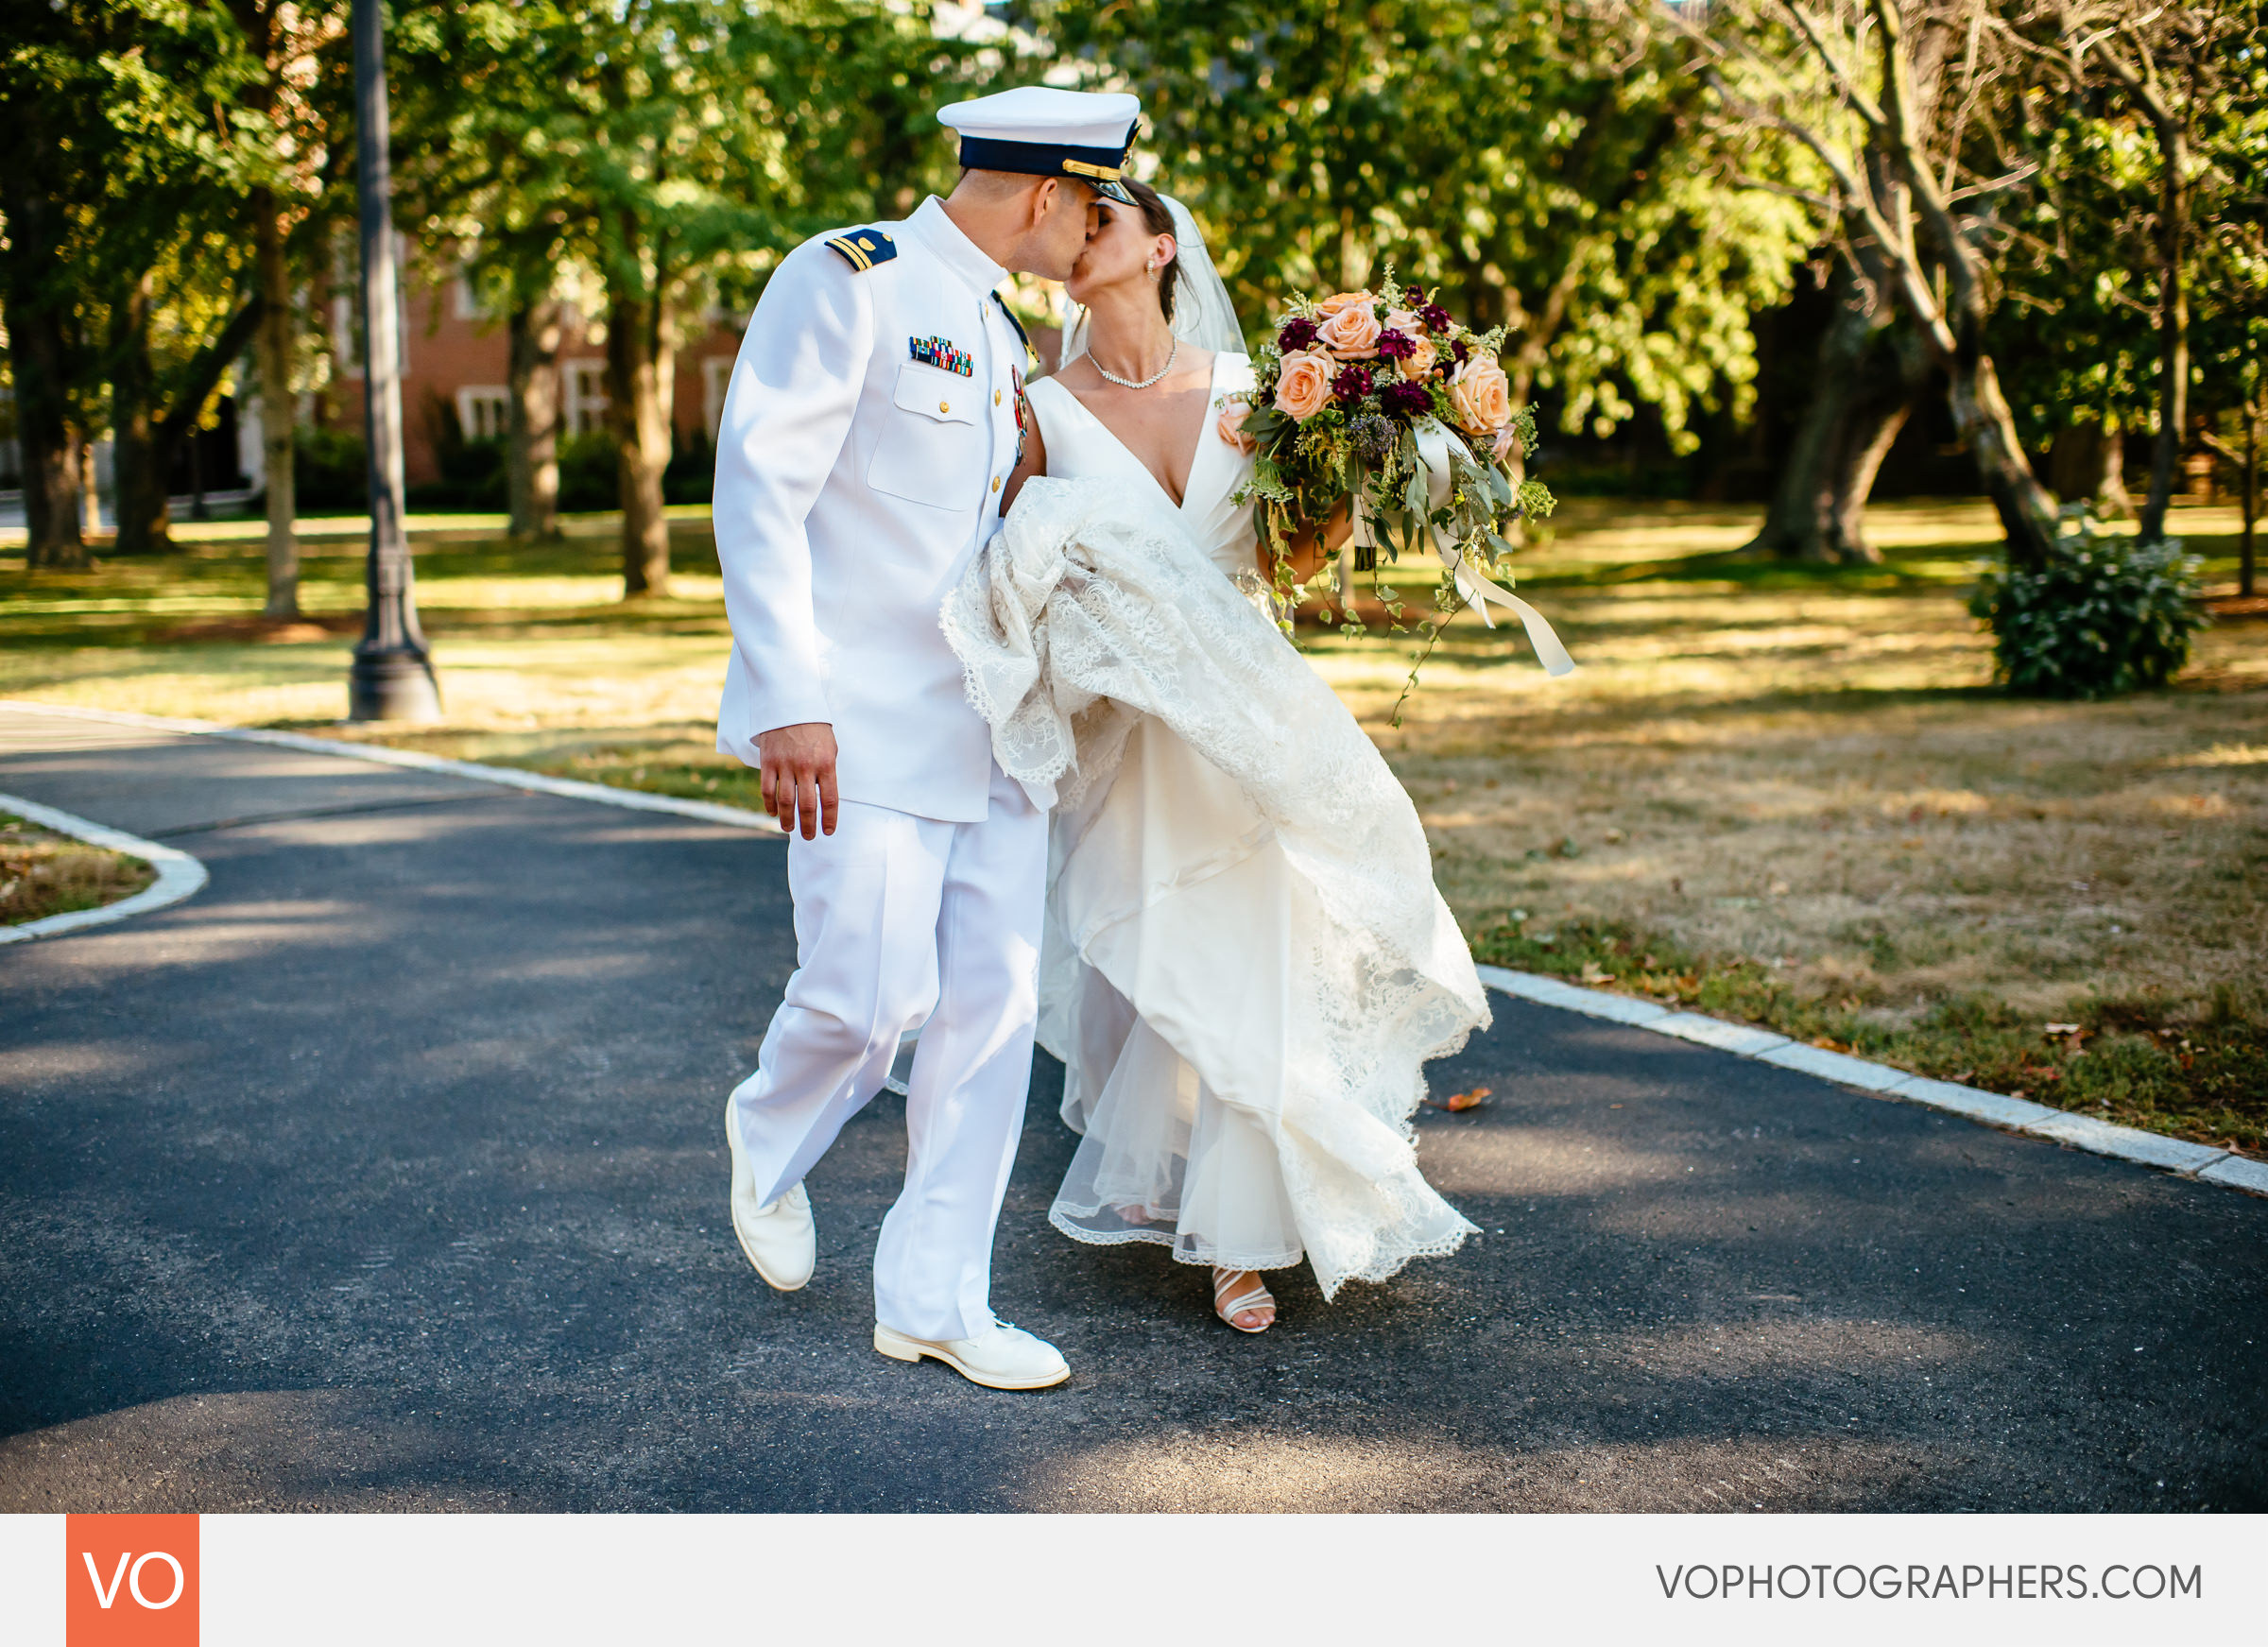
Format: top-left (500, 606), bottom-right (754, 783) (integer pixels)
top-left (909, 335), bottom-right (974, 376)
top-left (824, 230), bottom-right (897, 272)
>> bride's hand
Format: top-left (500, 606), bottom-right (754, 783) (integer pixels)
top-left (1265, 500), bottom-right (1353, 587)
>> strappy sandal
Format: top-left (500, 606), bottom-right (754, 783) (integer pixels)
top-left (1212, 1268), bottom-right (1277, 1333)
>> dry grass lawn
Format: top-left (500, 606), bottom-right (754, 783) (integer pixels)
top-left (1, 815), bottom-right (155, 927)
top-left (3, 498), bottom-right (2259, 1150)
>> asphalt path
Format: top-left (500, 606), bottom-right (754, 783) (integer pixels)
top-left (2, 707), bottom-right (2262, 1513)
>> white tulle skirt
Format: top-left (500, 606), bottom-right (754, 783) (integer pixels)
top-left (1044, 717), bottom-right (1312, 1270)
top-left (945, 478), bottom-right (1490, 1299)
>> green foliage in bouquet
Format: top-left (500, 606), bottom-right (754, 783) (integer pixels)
top-left (1968, 508), bottom-right (2206, 699)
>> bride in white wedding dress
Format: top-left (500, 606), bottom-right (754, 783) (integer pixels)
top-left (957, 180), bottom-right (1488, 1334)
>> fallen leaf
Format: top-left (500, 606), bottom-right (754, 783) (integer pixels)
top-left (1579, 964), bottom-right (1613, 986)
top-left (1422, 1086), bottom-right (1492, 1112)
top-left (2043, 1021), bottom-right (2081, 1036)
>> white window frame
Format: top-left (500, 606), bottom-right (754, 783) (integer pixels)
top-left (564, 361), bottom-right (610, 437)
top-left (452, 272), bottom-right (491, 321)
top-left (701, 357), bottom-right (733, 443)
top-left (455, 386), bottom-right (510, 441)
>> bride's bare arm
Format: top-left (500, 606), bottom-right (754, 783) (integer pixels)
top-left (1000, 410), bottom-right (1047, 512)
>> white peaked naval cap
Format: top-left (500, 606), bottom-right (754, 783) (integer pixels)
top-left (937, 87), bottom-right (1142, 203)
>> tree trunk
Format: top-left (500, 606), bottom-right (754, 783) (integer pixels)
top-left (1747, 281), bottom-right (1920, 564)
top-left (188, 426), bottom-right (208, 522)
top-left (2045, 417), bottom-right (2136, 519)
top-left (108, 274), bottom-right (171, 558)
top-left (507, 297), bottom-right (562, 540)
top-left (2100, 418), bottom-right (2134, 519)
top-left (254, 197), bottom-right (300, 619)
top-left (607, 286), bottom-right (673, 598)
top-left (2242, 403), bottom-right (2259, 600)
top-left (2139, 121), bottom-right (2190, 543)
top-left (21, 421), bottom-right (87, 570)
top-left (79, 442), bottom-right (102, 538)
top-left (1742, 290), bottom-right (1886, 560)
top-left (1944, 346), bottom-right (2059, 572)
top-left (1, 158), bottom-right (90, 569)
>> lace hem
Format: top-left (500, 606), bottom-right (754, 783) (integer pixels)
top-left (1047, 1207), bottom-right (1308, 1271)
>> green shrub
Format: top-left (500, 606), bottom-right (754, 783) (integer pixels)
top-left (407, 396), bottom-right (508, 511)
top-left (557, 432), bottom-right (617, 511)
top-left (1969, 508), bottom-right (2205, 698)
top-left (293, 426), bottom-right (368, 512)
top-left (663, 432), bottom-right (713, 506)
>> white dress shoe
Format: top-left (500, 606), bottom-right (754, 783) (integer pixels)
top-left (874, 1318), bottom-right (1070, 1390)
top-left (726, 1098), bottom-right (815, 1291)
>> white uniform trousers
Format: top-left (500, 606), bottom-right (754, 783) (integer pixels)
top-left (728, 762), bottom-right (1045, 1342)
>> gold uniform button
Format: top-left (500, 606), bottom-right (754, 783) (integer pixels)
top-left (991, 476), bottom-right (1002, 492)
top-left (994, 390), bottom-right (1004, 406)
top-left (938, 400), bottom-right (951, 413)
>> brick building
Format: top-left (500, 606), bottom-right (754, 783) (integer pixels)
top-left (326, 260), bottom-right (748, 489)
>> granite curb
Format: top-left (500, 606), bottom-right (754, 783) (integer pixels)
top-left (0, 789), bottom-right (209, 943)
top-left (1475, 963), bottom-right (2260, 1198)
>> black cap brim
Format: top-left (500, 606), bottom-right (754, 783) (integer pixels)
top-left (957, 133), bottom-right (1135, 205)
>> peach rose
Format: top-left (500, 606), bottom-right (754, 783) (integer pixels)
top-left (1317, 302), bottom-right (1383, 359)
top-left (1447, 352), bottom-right (1512, 433)
top-left (1216, 398), bottom-right (1258, 455)
top-left (1273, 350), bottom-right (1332, 420)
top-left (1315, 290), bottom-right (1374, 317)
top-left (1398, 333), bottom-right (1438, 380)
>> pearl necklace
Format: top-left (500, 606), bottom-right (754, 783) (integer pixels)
top-left (1092, 335), bottom-right (1178, 390)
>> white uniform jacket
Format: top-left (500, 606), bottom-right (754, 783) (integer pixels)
top-left (713, 197), bottom-right (1042, 824)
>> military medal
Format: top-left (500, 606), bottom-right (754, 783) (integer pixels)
top-left (1012, 367), bottom-right (1029, 470)
top-left (909, 335), bottom-right (973, 376)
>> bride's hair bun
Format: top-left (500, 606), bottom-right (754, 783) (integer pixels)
top-left (1122, 178), bottom-right (1181, 324)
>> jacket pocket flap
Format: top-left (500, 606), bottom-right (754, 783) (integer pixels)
top-left (894, 363), bottom-right (978, 425)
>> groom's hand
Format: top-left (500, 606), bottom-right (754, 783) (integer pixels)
top-left (756, 722), bottom-right (839, 839)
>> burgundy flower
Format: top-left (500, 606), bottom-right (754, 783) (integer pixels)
top-left (1450, 337), bottom-right (1470, 366)
top-left (1419, 302), bottom-right (1453, 335)
top-left (1278, 317), bottom-right (1321, 352)
top-left (1375, 328), bottom-right (1418, 361)
top-left (1381, 379), bottom-right (1432, 419)
top-left (1331, 362), bottom-right (1375, 402)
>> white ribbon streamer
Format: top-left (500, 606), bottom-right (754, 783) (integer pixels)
top-left (1411, 420), bottom-right (1576, 676)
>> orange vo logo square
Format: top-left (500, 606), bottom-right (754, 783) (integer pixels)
top-left (66, 1516), bottom-right (198, 1646)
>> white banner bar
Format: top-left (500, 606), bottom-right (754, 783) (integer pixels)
top-left (4, 1512), bottom-right (2259, 1645)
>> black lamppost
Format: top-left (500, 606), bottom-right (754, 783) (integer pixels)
top-left (347, 0), bottom-right (440, 721)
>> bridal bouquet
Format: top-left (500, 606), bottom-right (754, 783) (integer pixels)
top-left (1228, 272), bottom-right (1571, 712)
top-left (1233, 272), bottom-right (1556, 582)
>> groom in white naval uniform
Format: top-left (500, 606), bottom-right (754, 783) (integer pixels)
top-left (711, 87), bottom-right (1142, 1391)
